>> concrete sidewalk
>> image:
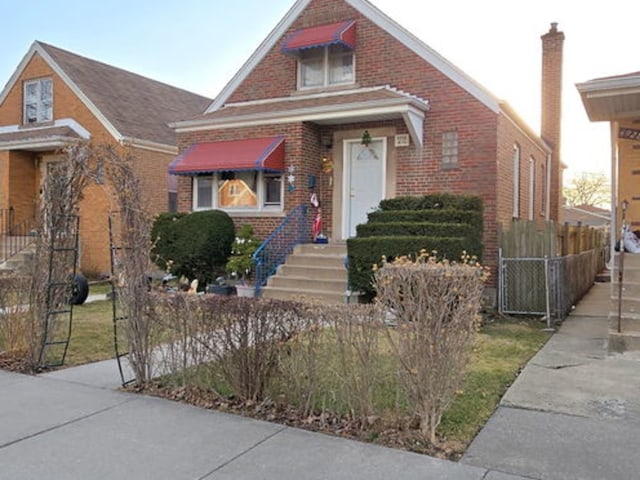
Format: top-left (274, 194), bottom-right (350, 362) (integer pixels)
top-left (0, 369), bottom-right (518, 480)
top-left (2, 282), bottom-right (637, 479)
top-left (463, 282), bottom-right (640, 480)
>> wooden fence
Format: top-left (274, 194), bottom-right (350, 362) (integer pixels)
top-left (499, 220), bottom-right (608, 258)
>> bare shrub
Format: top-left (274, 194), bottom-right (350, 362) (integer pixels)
top-left (0, 275), bottom-right (32, 356)
top-left (96, 145), bottom-right (157, 384)
top-left (374, 252), bottom-right (488, 444)
top-left (29, 144), bottom-right (93, 367)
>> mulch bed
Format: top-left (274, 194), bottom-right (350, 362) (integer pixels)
top-left (137, 383), bottom-right (466, 461)
top-left (0, 351), bottom-right (34, 374)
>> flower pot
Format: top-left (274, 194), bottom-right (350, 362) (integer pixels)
top-left (236, 284), bottom-right (256, 297)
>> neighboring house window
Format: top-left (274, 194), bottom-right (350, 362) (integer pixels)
top-left (528, 157), bottom-right (535, 221)
top-left (24, 78), bottom-right (53, 124)
top-left (298, 45), bottom-right (354, 89)
top-left (512, 145), bottom-right (520, 218)
top-left (193, 171), bottom-right (283, 211)
top-left (441, 131), bottom-right (458, 168)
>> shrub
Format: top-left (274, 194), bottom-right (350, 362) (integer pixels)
top-left (367, 209), bottom-right (483, 229)
top-left (356, 221), bottom-right (476, 239)
top-left (378, 194), bottom-right (483, 212)
top-left (151, 210), bottom-right (235, 285)
top-left (374, 253), bottom-right (487, 444)
top-left (347, 236), bottom-right (482, 294)
top-left (225, 224), bottom-right (261, 283)
top-left (151, 212), bottom-right (187, 271)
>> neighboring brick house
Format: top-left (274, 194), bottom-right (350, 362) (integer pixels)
top-left (0, 41), bottom-right (210, 275)
top-left (170, 0), bottom-right (564, 278)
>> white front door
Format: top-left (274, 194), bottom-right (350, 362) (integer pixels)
top-left (343, 138), bottom-right (386, 238)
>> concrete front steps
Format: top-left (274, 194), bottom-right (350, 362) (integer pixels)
top-left (260, 243), bottom-right (348, 304)
top-left (0, 241), bottom-right (36, 274)
top-left (609, 253), bottom-right (640, 351)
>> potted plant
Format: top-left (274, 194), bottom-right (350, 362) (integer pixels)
top-left (225, 224), bottom-right (261, 297)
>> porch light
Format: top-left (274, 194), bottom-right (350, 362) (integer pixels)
top-left (361, 130), bottom-right (372, 146)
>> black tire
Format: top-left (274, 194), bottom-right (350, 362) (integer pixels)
top-left (70, 274), bottom-right (90, 305)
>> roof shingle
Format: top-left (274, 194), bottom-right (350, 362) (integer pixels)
top-left (38, 42), bottom-right (211, 146)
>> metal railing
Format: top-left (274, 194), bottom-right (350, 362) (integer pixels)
top-left (499, 247), bottom-right (606, 325)
top-left (252, 204), bottom-right (310, 296)
top-left (0, 207), bottom-right (37, 264)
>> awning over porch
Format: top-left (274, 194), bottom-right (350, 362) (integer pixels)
top-left (282, 20), bottom-right (356, 53)
top-left (577, 71), bottom-right (640, 121)
top-left (172, 86), bottom-right (430, 148)
top-left (0, 126), bottom-right (82, 151)
top-left (169, 136), bottom-right (285, 176)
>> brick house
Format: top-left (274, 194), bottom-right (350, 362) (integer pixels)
top-left (0, 41), bottom-right (210, 275)
top-left (170, 0), bottom-right (564, 287)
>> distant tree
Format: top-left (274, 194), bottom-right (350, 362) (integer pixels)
top-left (564, 172), bottom-right (610, 207)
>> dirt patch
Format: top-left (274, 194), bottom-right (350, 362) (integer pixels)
top-left (137, 383), bottom-right (466, 461)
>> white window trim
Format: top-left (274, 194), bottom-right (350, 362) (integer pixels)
top-left (297, 46), bottom-right (356, 91)
top-left (512, 145), bottom-right (520, 218)
top-left (23, 77), bottom-right (53, 124)
top-left (192, 172), bottom-right (284, 213)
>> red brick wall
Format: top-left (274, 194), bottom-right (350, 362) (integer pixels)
top-left (178, 0), bottom-right (551, 281)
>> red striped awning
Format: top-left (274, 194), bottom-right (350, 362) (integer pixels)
top-left (282, 20), bottom-right (356, 52)
top-left (169, 136), bottom-right (285, 175)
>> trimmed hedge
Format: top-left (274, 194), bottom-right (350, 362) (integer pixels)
top-left (151, 212), bottom-right (188, 271)
top-left (356, 221), bottom-right (476, 239)
top-left (151, 210), bottom-right (235, 285)
top-left (367, 209), bottom-right (483, 229)
top-left (378, 194), bottom-right (483, 213)
top-left (347, 235), bottom-right (481, 294)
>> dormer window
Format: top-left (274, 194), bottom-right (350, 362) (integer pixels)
top-left (299, 45), bottom-right (354, 89)
top-left (24, 78), bottom-right (53, 124)
top-left (282, 20), bottom-right (357, 91)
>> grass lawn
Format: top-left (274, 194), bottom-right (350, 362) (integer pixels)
top-left (65, 299), bottom-right (115, 367)
top-left (438, 317), bottom-right (550, 444)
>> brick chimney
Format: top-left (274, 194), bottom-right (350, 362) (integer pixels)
top-left (541, 22), bottom-right (564, 222)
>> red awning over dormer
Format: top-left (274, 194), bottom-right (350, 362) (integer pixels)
top-left (169, 136), bottom-right (285, 175)
top-left (282, 20), bottom-right (356, 52)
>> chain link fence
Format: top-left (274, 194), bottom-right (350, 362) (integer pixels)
top-left (499, 248), bottom-right (606, 323)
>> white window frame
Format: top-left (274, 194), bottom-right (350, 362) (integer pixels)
top-left (297, 45), bottom-right (355, 90)
top-left (512, 145), bottom-right (521, 218)
top-left (23, 77), bottom-right (53, 124)
top-left (192, 171), bottom-right (284, 213)
top-left (528, 156), bottom-right (535, 221)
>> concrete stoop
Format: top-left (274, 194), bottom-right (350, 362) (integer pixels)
top-left (0, 243), bottom-right (36, 274)
top-left (608, 252), bottom-right (640, 352)
top-left (260, 243), bottom-right (349, 304)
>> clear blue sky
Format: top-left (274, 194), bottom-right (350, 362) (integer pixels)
top-left (2, 0), bottom-right (638, 185)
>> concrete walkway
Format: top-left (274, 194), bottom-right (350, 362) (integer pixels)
top-left (463, 282), bottom-right (640, 479)
top-left (1, 282), bottom-right (638, 479)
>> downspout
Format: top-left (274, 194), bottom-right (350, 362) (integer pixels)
top-left (545, 153), bottom-right (551, 222)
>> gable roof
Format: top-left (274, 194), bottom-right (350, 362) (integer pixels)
top-left (205, 0), bottom-right (501, 115)
top-left (0, 41), bottom-right (211, 151)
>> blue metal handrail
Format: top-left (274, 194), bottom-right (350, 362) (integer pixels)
top-left (252, 204), bottom-right (310, 296)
